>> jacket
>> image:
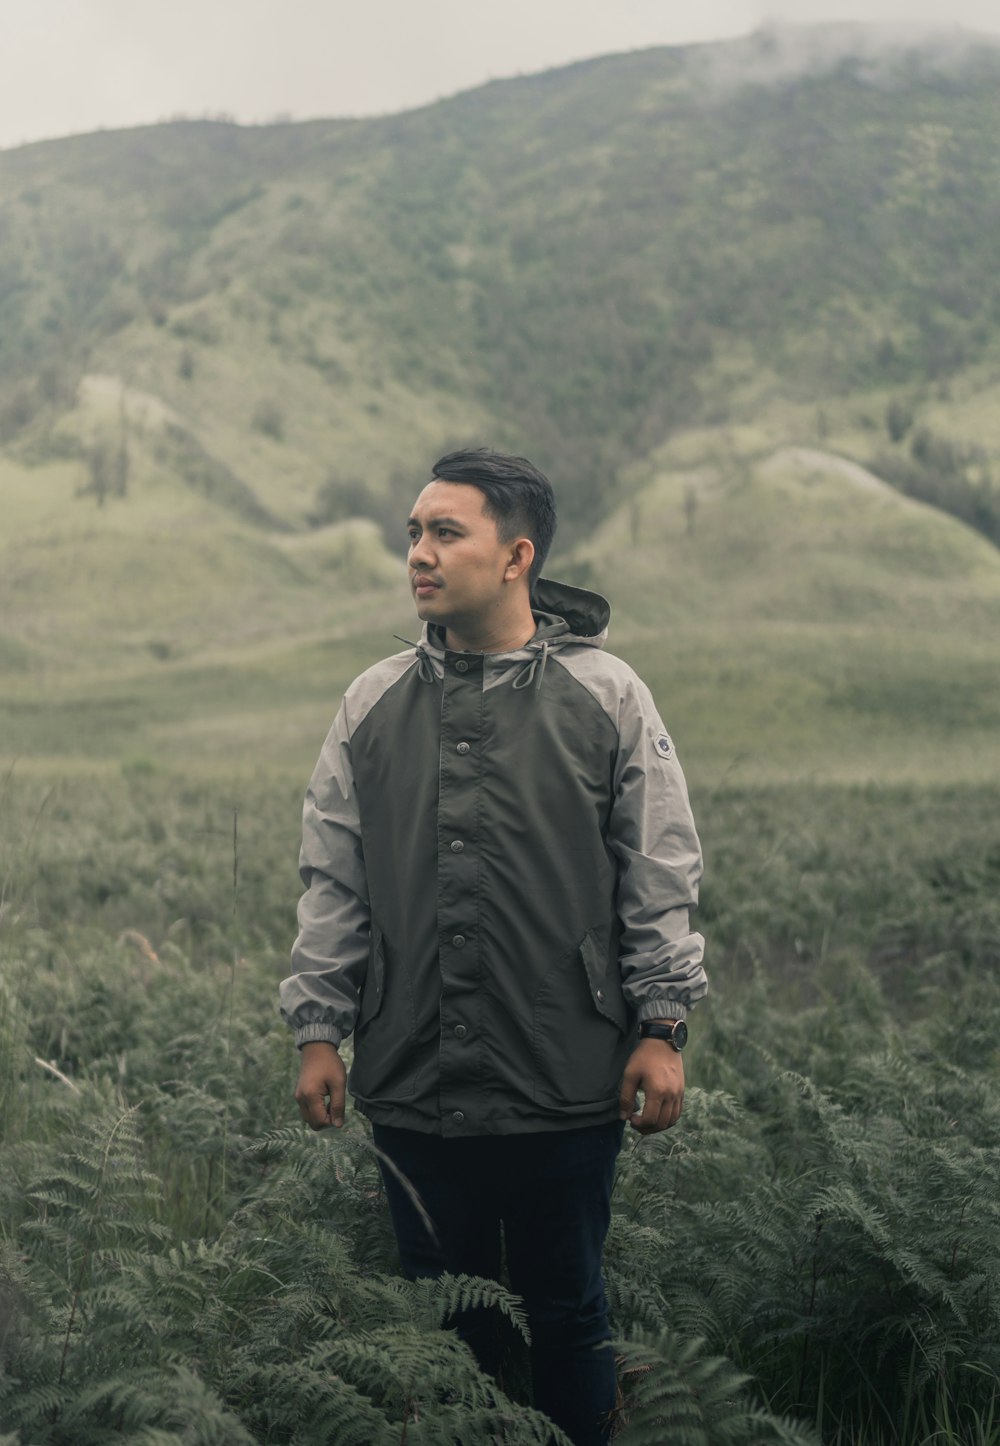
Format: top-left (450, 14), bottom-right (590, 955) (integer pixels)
top-left (279, 578), bottom-right (707, 1137)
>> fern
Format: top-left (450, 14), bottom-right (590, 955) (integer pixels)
top-left (615, 1328), bottom-right (819, 1445)
top-left (4, 777), bottom-right (1000, 1443)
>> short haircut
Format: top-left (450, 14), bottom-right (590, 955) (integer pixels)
top-left (430, 448), bottom-right (557, 588)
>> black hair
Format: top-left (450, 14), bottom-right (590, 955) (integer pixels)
top-left (430, 447), bottom-right (557, 589)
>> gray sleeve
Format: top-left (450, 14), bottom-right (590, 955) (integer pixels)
top-left (608, 675), bottom-right (707, 1022)
top-left (278, 702), bottom-right (371, 1048)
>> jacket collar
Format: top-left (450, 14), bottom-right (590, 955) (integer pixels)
top-left (399, 578), bottom-right (610, 692)
top-left (420, 577), bottom-right (610, 658)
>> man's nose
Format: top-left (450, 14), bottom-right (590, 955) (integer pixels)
top-left (409, 534), bottom-right (435, 568)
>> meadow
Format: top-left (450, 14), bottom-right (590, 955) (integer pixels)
top-left (1, 764), bottom-right (998, 1444)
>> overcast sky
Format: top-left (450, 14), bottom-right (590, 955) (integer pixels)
top-left (2, 0), bottom-right (999, 153)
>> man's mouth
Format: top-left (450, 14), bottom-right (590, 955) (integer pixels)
top-left (413, 577), bottom-right (441, 595)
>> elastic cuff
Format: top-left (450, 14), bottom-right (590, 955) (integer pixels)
top-left (636, 1000), bottom-right (690, 1024)
top-left (295, 1023), bottom-right (344, 1049)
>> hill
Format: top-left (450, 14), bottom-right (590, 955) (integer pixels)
top-left (572, 435), bottom-right (1000, 784)
top-left (3, 23), bottom-right (1000, 524)
top-left (2, 431), bottom-right (998, 786)
top-left (1, 24), bottom-right (999, 783)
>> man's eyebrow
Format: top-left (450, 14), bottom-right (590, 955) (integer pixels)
top-left (406, 515), bottom-right (467, 530)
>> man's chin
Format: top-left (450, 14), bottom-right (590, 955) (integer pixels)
top-left (413, 592), bottom-right (445, 620)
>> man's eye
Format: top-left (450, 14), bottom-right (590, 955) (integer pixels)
top-left (438, 528), bottom-right (455, 539)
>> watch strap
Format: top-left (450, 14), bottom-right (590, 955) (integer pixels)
top-left (639, 1020), bottom-right (687, 1050)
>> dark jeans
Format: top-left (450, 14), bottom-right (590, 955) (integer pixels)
top-left (372, 1120), bottom-right (624, 1446)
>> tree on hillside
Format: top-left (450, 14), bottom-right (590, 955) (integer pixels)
top-left (684, 485), bottom-right (699, 537)
top-left (114, 387), bottom-right (130, 499)
top-left (885, 398), bottom-right (914, 443)
top-left (868, 427), bottom-right (1000, 550)
top-left (308, 473), bottom-right (375, 528)
top-left (81, 438), bottom-right (113, 507)
top-left (78, 397), bottom-right (129, 508)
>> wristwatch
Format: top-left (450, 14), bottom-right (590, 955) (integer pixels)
top-left (639, 1019), bottom-right (688, 1051)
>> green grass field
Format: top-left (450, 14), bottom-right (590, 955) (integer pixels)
top-left (2, 771), bottom-right (999, 1443)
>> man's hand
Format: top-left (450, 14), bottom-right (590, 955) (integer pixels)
top-left (619, 1039), bottom-right (685, 1134)
top-left (295, 1041), bottom-right (347, 1129)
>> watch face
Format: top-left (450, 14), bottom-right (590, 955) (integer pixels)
top-left (672, 1020), bottom-right (689, 1050)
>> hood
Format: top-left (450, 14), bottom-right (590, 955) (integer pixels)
top-left (529, 577), bottom-right (611, 649)
top-left (420, 576), bottom-right (611, 655)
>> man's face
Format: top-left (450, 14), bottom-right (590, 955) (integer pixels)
top-left (407, 480), bottom-right (515, 633)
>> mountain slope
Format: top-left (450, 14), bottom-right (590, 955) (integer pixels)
top-left (569, 440), bottom-right (1000, 784)
top-left (584, 440), bottom-right (1000, 631)
top-left (2, 24), bottom-right (1000, 530)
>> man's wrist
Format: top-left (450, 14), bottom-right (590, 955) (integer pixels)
top-left (639, 1019), bottom-right (688, 1051)
top-left (636, 1001), bottom-right (689, 1025)
top-left (295, 1023), bottom-right (344, 1050)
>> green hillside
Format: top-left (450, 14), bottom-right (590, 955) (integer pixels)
top-left (3, 430), bottom-right (998, 785)
top-left (3, 24), bottom-right (1000, 521)
top-left (1, 24), bottom-right (999, 783)
top-left (573, 436), bottom-right (1000, 784)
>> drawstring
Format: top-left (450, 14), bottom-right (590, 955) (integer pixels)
top-left (393, 635), bottom-right (437, 684)
top-left (512, 639), bottom-right (550, 694)
top-left (395, 634), bottom-right (552, 692)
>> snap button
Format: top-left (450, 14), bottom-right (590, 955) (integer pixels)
top-left (451, 1110), bottom-right (465, 1125)
top-left (454, 1024), bottom-right (468, 1039)
top-left (452, 934), bottom-right (466, 948)
top-left (596, 989), bottom-right (605, 1001)
top-left (456, 742), bottom-right (470, 755)
top-left (450, 840), bottom-right (464, 853)
top-left (455, 659), bottom-right (470, 673)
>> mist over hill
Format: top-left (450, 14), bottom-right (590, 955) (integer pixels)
top-left (3, 23), bottom-right (1000, 519)
top-left (1, 23), bottom-right (999, 780)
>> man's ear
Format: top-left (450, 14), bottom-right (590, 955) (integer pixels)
top-left (504, 537), bottom-right (535, 583)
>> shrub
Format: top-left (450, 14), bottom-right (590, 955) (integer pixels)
top-left (251, 398), bottom-right (284, 441)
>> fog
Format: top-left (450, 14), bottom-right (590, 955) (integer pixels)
top-left (1, 0), bottom-right (999, 151)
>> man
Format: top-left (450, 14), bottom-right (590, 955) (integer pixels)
top-left (280, 448), bottom-right (706, 1446)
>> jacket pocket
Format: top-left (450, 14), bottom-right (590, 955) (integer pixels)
top-left (349, 925), bottom-right (419, 1101)
top-left (579, 930), bottom-right (628, 1032)
top-left (356, 921), bottom-right (386, 1029)
top-left (530, 932), bottom-right (631, 1111)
